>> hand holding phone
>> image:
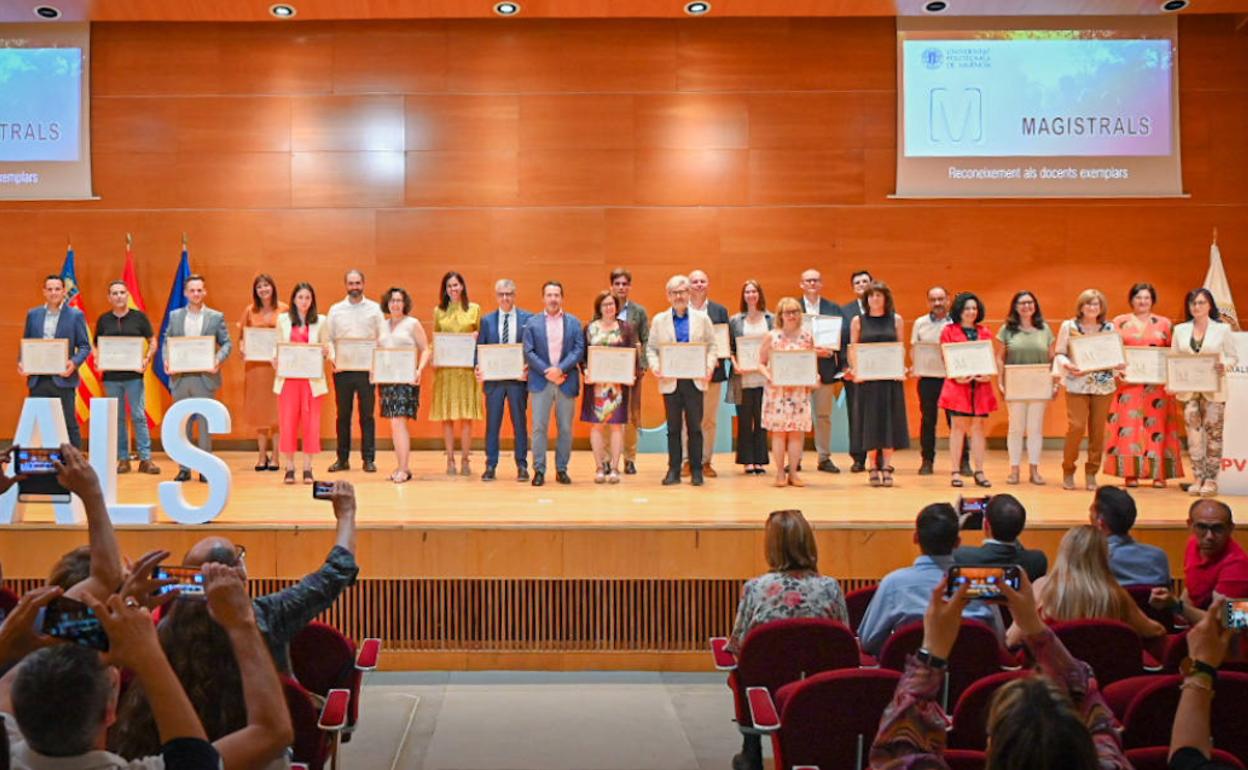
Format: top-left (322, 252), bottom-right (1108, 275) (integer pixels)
top-left (152, 564), bottom-right (207, 599)
top-left (36, 596), bottom-right (110, 651)
top-left (946, 565), bottom-right (1021, 602)
top-left (1224, 598), bottom-right (1248, 632)
top-left (956, 495), bottom-right (991, 531)
top-left (312, 480), bottom-right (335, 500)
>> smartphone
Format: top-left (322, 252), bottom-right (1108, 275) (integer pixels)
top-left (35, 597), bottom-right (109, 651)
top-left (947, 565), bottom-right (1021, 602)
top-left (957, 495), bottom-right (991, 531)
top-left (1224, 599), bottom-right (1248, 631)
top-left (153, 565), bottom-right (207, 598)
top-left (13, 446), bottom-right (62, 475)
top-left (312, 481), bottom-right (334, 500)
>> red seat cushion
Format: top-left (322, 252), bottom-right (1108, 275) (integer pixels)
top-left (318, 688), bottom-right (351, 731)
top-left (356, 638), bottom-right (381, 670)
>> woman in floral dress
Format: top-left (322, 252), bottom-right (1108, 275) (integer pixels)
top-left (580, 291), bottom-right (638, 484)
top-left (760, 297), bottom-right (815, 488)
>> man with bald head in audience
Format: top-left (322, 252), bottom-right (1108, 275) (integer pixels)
top-left (184, 480), bottom-right (359, 672)
top-left (1151, 499), bottom-right (1248, 625)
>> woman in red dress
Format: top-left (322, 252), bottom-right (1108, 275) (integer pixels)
top-left (938, 291), bottom-right (999, 488)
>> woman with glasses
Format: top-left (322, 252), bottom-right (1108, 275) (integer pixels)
top-left (727, 279), bottom-right (773, 475)
top-left (846, 281), bottom-right (908, 487)
top-left (1172, 288), bottom-right (1239, 497)
top-left (995, 291), bottom-right (1055, 485)
top-left (1054, 289), bottom-right (1119, 491)
top-left (760, 297), bottom-right (815, 488)
top-left (939, 291), bottom-right (998, 488)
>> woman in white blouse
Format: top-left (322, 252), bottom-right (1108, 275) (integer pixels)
top-left (377, 287), bottom-right (431, 483)
top-left (1171, 288), bottom-right (1239, 497)
top-left (1053, 289), bottom-right (1119, 492)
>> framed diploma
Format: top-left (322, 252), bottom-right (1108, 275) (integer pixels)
top-left (658, 343), bottom-right (709, 380)
top-left (1068, 331), bottom-right (1126, 373)
top-left (941, 340), bottom-right (997, 378)
top-left (276, 343), bottom-right (325, 380)
top-left (373, 347), bottom-right (417, 385)
top-left (334, 338), bottom-right (376, 372)
top-left (713, 324), bottom-right (731, 359)
top-left (803, 314), bottom-right (843, 350)
top-left (1123, 346), bottom-right (1168, 385)
top-left (912, 343), bottom-right (946, 378)
top-left (735, 335), bottom-right (766, 372)
top-left (1004, 364), bottom-right (1054, 401)
top-left (770, 349), bottom-right (818, 387)
top-left (1167, 353), bottom-right (1221, 394)
top-left (852, 342), bottom-right (905, 382)
top-left (588, 346), bottom-right (637, 385)
top-left (97, 337), bottom-right (145, 372)
top-left (478, 344), bottom-right (525, 381)
top-left (433, 333), bottom-right (476, 368)
top-left (166, 336), bottom-right (216, 374)
top-left (20, 338), bottom-right (68, 376)
top-left (243, 327), bottom-right (279, 363)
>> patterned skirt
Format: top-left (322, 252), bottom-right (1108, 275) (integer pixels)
top-left (1102, 383), bottom-right (1185, 480)
top-left (379, 384), bottom-right (419, 419)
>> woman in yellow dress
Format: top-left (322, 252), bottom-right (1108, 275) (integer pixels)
top-left (431, 271), bottom-right (483, 475)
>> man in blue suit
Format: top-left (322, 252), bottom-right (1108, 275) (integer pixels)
top-left (522, 281), bottom-right (585, 487)
top-left (21, 275), bottom-right (92, 447)
top-left (476, 278), bottom-right (533, 482)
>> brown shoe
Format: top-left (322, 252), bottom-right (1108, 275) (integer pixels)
top-left (702, 462), bottom-right (718, 479)
top-left (137, 460), bottom-right (160, 475)
top-left (681, 461), bottom-right (692, 478)
top-left (116, 460), bottom-right (132, 474)
top-left (787, 472), bottom-right (806, 487)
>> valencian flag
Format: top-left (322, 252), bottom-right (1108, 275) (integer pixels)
top-left (121, 236), bottom-right (166, 427)
top-left (1205, 230), bottom-right (1239, 330)
top-left (154, 239), bottom-right (192, 393)
top-left (60, 244), bottom-right (104, 425)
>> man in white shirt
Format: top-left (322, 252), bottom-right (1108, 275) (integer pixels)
top-left (910, 285), bottom-right (968, 476)
top-left (684, 270), bottom-right (730, 478)
top-left (326, 269), bottom-right (385, 474)
top-left (800, 269), bottom-right (843, 474)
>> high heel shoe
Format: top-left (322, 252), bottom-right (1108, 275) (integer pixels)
top-left (774, 470), bottom-right (788, 488)
top-left (973, 471), bottom-right (992, 488)
top-left (460, 457), bottom-right (472, 477)
top-left (868, 469), bottom-right (882, 488)
top-left (951, 473), bottom-right (964, 488)
top-left (882, 466), bottom-right (894, 487)
top-left (255, 455), bottom-right (270, 472)
top-left (283, 469), bottom-right (295, 485)
top-left (446, 456), bottom-right (457, 476)
top-left (787, 471), bottom-right (805, 487)
top-left (302, 469), bottom-right (314, 485)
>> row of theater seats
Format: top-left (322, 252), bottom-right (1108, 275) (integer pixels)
top-left (711, 587), bottom-right (1248, 770)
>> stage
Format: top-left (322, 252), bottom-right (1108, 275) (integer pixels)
top-left (0, 449), bottom-right (1226, 670)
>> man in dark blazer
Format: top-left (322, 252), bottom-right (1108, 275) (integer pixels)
top-left (21, 275), bottom-right (92, 447)
top-left (841, 269), bottom-right (873, 472)
top-left (477, 278), bottom-right (533, 482)
top-left (953, 493), bottom-right (1049, 580)
top-left (522, 281), bottom-right (585, 487)
top-left (800, 268), bottom-right (843, 474)
top-left (685, 269), bottom-right (730, 478)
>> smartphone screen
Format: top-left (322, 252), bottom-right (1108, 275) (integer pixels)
top-left (14, 446), bottom-right (62, 475)
top-left (1225, 599), bottom-right (1248, 631)
top-left (312, 481), bottom-right (334, 500)
top-left (36, 597), bottom-right (109, 651)
top-left (947, 565), bottom-right (1021, 601)
top-left (153, 565), bottom-right (207, 597)
top-left (957, 495), bottom-right (991, 530)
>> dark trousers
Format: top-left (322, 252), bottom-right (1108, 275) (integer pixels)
top-left (664, 379), bottom-right (703, 472)
top-left (918, 376), bottom-right (969, 465)
top-left (30, 380), bottom-right (82, 448)
top-left (484, 380), bottom-right (529, 470)
top-left (843, 380), bottom-right (867, 466)
top-left (333, 371), bottom-right (375, 462)
top-left (735, 387), bottom-right (768, 466)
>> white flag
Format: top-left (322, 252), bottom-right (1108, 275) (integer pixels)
top-left (1205, 240), bottom-right (1239, 330)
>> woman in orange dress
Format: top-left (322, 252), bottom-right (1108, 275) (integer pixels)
top-left (237, 273), bottom-right (287, 472)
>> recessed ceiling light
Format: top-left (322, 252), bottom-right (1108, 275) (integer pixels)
top-left (684, 1), bottom-right (711, 14)
top-left (493, 1), bottom-right (520, 15)
top-left (33, 5), bottom-right (61, 19)
top-left (924, 0), bottom-right (949, 11)
top-left (1161, 0), bottom-right (1188, 10)
top-left (269, 4), bottom-right (296, 17)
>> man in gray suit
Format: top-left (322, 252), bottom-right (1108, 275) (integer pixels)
top-left (162, 274), bottom-right (232, 482)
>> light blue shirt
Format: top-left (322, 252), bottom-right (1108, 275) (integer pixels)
top-left (857, 554), bottom-right (1005, 656)
top-left (42, 305), bottom-right (61, 339)
top-left (1107, 533), bottom-right (1171, 587)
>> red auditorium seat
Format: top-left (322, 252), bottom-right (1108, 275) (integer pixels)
top-left (1049, 619), bottom-right (1161, 686)
top-left (1124, 584), bottom-right (1182, 634)
top-left (1126, 747), bottom-right (1245, 770)
top-left (878, 620), bottom-right (1018, 710)
top-left (291, 622), bottom-right (382, 741)
top-left (844, 585), bottom-right (876, 635)
top-left (0, 587), bottom-right (18, 615)
top-left (947, 669), bottom-right (1030, 750)
top-left (1121, 672), bottom-right (1248, 764)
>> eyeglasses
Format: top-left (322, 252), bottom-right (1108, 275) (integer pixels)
top-left (233, 544), bottom-right (247, 563)
top-left (1192, 522), bottom-right (1229, 536)
top-left (669, 289), bottom-right (689, 296)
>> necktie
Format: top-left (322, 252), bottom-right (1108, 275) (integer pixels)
top-left (502, 312), bottom-right (510, 344)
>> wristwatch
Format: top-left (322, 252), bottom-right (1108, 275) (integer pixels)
top-left (915, 647), bottom-right (948, 670)
top-left (1180, 657), bottom-right (1218, 684)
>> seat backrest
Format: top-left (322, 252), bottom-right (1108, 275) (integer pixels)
top-left (772, 668), bottom-right (902, 770)
top-left (879, 620), bottom-right (1010, 709)
top-left (1162, 632), bottom-right (1248, 675)
top-left (1126, 746), bottom-right (1245, 770)
top-left (948, 670), bottom-right (1030, 750)
top-left (282, 676), bottom-right (330, 770)
top-left (1123, 584), bottom-right (1178, 633)
top-left (291, 621), bottom-right (362, 727)
top-left (736, 618), bottom-right (861, 693)
top-left (1123, 672), bottom-right (1248, 763)
top-left (1050, 619), bottom-right (1144, 686)
top-left (0, 588), bottom-right (18, 617)
top-left (844, 585), bottom-right (877, 634)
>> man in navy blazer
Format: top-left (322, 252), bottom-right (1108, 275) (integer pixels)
top-left (476, 278), bottom-right (534, 482)
top-left (21, 275), bottom-right (92, 447)
top-left (521, 281), bottom-right (585, 486)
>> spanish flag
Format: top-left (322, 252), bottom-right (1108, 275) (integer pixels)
top-left (60, 244), bottom-right (103, 425)
top-left (122, 238), bottom-right (166, 427)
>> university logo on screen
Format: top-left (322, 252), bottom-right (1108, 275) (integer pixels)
top-left (928, 87), bottom-right (983, 145)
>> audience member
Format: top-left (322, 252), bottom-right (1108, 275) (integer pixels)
top-left (1007, 525), bottom-right (1163, 647)
top-left (1169, 598), bottom-right (1240, 770)
top-left (727, 509), bottom-right (848, 770)
top-left (183, 480), bottom-right (359, 673)
top-left (953, 493), bottom-right (1048, 580)
top-left (43, 444), bottom-right (124, 601)
top-left (869, 572), bottom-right (1128, 770)
top-left (1089, 485), bottom-right (1171, 587)
top-left (858, 503), bottom-right (1004, 657)
top-left (1151, 499), bottom-right (1248, 625)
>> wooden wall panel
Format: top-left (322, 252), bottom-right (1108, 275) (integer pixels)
top-left (1, 17), bottom-right (1246, 445)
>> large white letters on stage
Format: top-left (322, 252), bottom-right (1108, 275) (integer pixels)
top-left (88, 398), bottom-right (156, 524)
top-left (158, 398), bottom-right (232, 524)
top-left (1219, 333), bottom-right (1248, 496)
top-left (0, 398), bottom-right (85, 524)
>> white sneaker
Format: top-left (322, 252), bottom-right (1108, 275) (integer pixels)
top-left (1201, 480), bottom-right (1219, 497)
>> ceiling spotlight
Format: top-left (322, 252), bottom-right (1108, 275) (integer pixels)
top-left (1161, 0), bottom-right (1188, 10)
top-left (33, 5), bottom-right (61, 18)
top-left (684, 1), bottom-right (711, 14)
top-left (923, 0), bottom-right (949, 12)
top-left (493, 1), bottom-right (520, 15)
top-left (269, 3), bottom-right (296, 17)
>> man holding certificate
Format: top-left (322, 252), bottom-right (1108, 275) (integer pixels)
top-left (326, 269), bottom-right (385, 474)
top-left (611, 268), bottom-right (649, 476)
top-left (799, 269), bottom-right (842, 474)
top-left (21, 274), bottom-right (91, 448)
top-left (685, 270), bottom-right (730, 479)
top-left (94, 280), bottom-right (159, 474)
top-left (477, 278), bottom-right (532, 482)
top-left (910, 286), bottom-right (968, 477)
top-left (647, 274), bottom-right (717, 487)
top-left (522, 281), bottom-right (585, 486)
top-left (162, 274), bottom-right (232, 482)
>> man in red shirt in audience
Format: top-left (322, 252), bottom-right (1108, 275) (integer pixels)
top-left (1152, 499), bottom-right (1248, 624)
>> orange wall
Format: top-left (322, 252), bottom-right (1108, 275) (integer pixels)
top-left (1, 17), bottom-right (1246, 443)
